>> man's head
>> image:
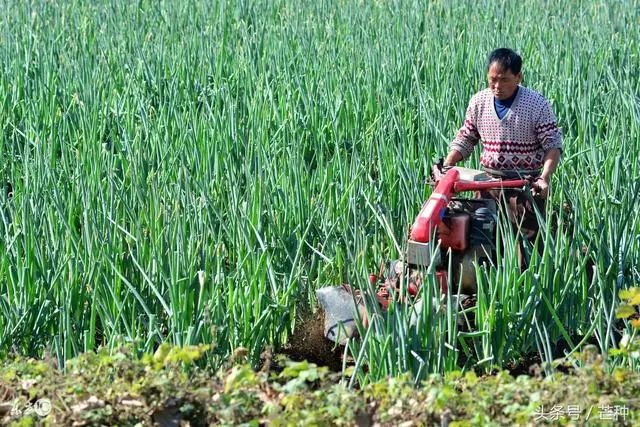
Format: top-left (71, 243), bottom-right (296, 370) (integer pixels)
top-left (486, 48), bottom-right (522, 100)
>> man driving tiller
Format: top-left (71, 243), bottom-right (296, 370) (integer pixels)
top-left (444, 47), bottom-right (563, 246)
top-left (317, 48), bottom-right (563, 343)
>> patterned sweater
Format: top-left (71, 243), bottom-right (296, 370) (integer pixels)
top-left (450, 86), bottom-right (563, 174)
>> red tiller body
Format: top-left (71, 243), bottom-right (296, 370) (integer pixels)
top-left (409, 169), bottom-right (528, 244)
top-left (409, 168), bottom-right (460, 242)
top-left (438, 213), bottom-right (471, 251)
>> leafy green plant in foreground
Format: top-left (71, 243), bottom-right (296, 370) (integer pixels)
top-left (1, 345), bottom-right (640, 426)
top-left (609, 287), bottom-right (640, 370)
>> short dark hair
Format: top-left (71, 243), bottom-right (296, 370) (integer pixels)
top-left (487, 48), bottom-right (522, 75)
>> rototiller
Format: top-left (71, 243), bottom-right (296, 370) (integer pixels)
top-left (316, 163), bottom-right (532, 343)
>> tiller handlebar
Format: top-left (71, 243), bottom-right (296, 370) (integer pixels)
top-left (409, 168), bottom-right (529, 243)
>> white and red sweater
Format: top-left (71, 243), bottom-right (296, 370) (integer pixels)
top-left (450, 86), bottom-right (563, 174)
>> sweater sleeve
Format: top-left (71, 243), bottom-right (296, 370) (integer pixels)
top-left (450, 98), bottom-right (481, 159)
top-left (535, 101), bottom-right (563, 153)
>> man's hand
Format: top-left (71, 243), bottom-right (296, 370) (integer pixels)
top-left (533, 148), bottom-right (561, 199)
top-left (532, 176), bottom-right (550, 198)
top-left (443, 150), bottom-right (463, 167)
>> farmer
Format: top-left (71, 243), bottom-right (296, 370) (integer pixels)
top-left (443, 48), bottom-right (562, 246)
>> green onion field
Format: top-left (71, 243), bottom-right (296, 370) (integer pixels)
top-left (1, 0), bottom-right (639, 411)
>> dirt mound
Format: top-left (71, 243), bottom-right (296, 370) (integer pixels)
top-left (281, 309), bottom-right (345, 371)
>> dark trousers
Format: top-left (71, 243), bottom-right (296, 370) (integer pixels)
top-left (479, 188), bottom-right (545, 269)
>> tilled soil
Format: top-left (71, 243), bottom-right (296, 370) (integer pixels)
top-left (281, 309), bottom-right (344, 371)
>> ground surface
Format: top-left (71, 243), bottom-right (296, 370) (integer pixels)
top-left (1, 346), bottom-right (639, 426)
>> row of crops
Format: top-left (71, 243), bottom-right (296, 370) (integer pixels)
top-left (0, 0), bottom-right (639, 383)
